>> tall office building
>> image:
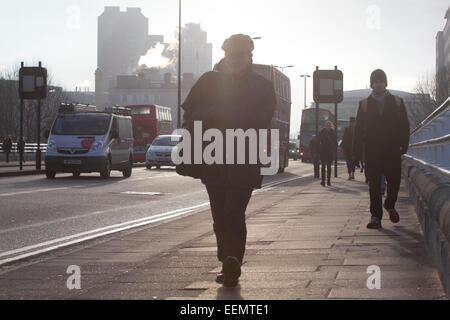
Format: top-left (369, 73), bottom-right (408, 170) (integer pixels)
top-left (97, 7), bottom-right (163, 94)
top-left (180, 23), bottom-right (213, 78)
top-left (436, 6), bottom-right (450, 105)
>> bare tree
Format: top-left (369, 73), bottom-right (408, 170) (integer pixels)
top-left (0, 63), bottom-right (67, 143)
top-left (410, 72), bottom-right (438, 130)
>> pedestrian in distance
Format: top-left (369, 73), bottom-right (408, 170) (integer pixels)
top-left (353, 69), bottom-right (410, 229)
top-left (177, 34), bottom-right (276, 287)
top-left (309, 134), bottom-right (320, 179)
top-left (318, 121), bottom-right (337, 186)
top-left (2, 135), bottom-right (13, 163)
top-left (340, 117), bottom-right (356, 180)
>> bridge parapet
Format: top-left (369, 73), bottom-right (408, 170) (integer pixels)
top-left (402, 96), bottom-right (450, 298)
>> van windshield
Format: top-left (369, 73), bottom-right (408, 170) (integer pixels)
top-left (152, 136), bottom-right (181, 147)
top-left (51, 114), bottom-right (111, 135)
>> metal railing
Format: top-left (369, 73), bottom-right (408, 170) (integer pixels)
top-left (405, 97), bottom-right (450, 175)
top-left (0, 143), bottom-right (48, 153)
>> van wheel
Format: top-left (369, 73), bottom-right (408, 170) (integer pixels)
top-left (72, 172), bottom-right (80, 178)
top-left (122, 157), bottom-right (132, 178)
top-left (146, 165), bottom-right (152, 170)
top-left (100, 158), bottom-right (111, 178)
top-left (46, 170), bottom-right (56, 179)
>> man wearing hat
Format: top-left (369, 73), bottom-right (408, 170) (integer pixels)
top-left (178, 34), bottom-right (276, 286)
top-left (340, 117), bottom-right (356, 180)
top-left (352, 69), bottom-right (410, 229)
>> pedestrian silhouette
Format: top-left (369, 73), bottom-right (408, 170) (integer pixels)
top-left (353, 69), bottom-right (410, 229)
top-left (309, 134), bottom-right (320, 179)
top-left (341, 117), bottom-right (356, 180)
top-left (177, 34), bottom-right (276, 287)
top-left (2, 135), bottom-right (13, 163)
top-left (318, 121), bottom-right (337, 186)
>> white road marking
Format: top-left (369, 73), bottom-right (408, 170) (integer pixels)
top-left (0, 202), bottom-right (210, 265)
top-left (121, 191), bottom-right (162, 196)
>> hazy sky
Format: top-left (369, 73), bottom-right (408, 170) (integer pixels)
top-left (1, 0), bottom-right (448, 134)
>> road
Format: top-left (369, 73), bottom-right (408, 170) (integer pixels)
top-left (0, 160), bottom-right (313, 265)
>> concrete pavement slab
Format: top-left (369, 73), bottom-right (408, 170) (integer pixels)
top-left (0, 168), bottom-right (446, 300)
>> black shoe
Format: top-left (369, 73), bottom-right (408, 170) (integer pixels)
top-left (222, 256), bottom-right (241, 287)
top-left (216, 269), bottom-right (224, 284)
top-left (383, 204), bottom-right (399, 223)
top-left (327, 180), bottom-right (331, 186)
top-left (367, 216), bottom-right (382, 229)
top-left (320, 181), bottom-right (325, 187)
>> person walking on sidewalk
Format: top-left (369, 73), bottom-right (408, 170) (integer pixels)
top-left (178, 34), bottom-right (276, 287)
top-left (353, 69), bottom-right (410, 229)
top-left (2, 135), bottom-right (13, 163)
top-left (340, 117), bottom-right (356, 180)
top-left (318, 121), bottom-right (337, 186)
top-left (309, 134), bottom-right (320, 178)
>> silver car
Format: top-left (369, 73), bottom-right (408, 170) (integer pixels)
top-left (146, 135), bottom-right (181, 169)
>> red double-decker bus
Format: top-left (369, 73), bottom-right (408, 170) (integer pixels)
top-left (252, 64), bottom-right (291, 173)
top-left (124, 105), bottom-right (173, 163)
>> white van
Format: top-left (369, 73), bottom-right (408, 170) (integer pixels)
top-left (45, 104), bottom-right (133, 179)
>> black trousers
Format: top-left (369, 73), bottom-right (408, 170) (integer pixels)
top-left (312, 154), bottom-right (320, 178)
top-left (366, 158), bottom-right (401, 219)
top-left (344, 152), bottom-right (355, 174)
top-left (205, 184), bottom-right (253, 265)
top-left (320, 157), bottom-right (332, 182)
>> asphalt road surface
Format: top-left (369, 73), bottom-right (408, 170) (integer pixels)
top-left (0, 160), bottom-right (313, 265)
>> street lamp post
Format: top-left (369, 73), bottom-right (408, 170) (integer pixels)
top-left (274, 65), bottom-right (294, 73)
top-left (300, 74), bottom-right (311, 109)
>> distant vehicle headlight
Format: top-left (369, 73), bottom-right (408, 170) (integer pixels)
top-left (47, 140), bottom-right (56, 151)
top-left (91, 141), bottom-right (103, 152)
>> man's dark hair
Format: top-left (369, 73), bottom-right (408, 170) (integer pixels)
top-left (370, 69), bottom-right (387, 86)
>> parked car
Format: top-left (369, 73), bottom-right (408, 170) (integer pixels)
top-left (146, 135), bottom-right (182, 169)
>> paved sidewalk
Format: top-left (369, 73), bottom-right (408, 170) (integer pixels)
top-left (0, 169), bottom-right (446, 300)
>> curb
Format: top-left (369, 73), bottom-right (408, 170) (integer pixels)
top-left (0, 163), bottom-right (148, 178)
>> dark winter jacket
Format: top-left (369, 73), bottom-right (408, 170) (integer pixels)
top-left (340, 125), bottom-right (355, 155)
top-left (2, 137), bottom-right (12, 153)
top-left (352, 91), bottom-right (410, 167)
top-left (318, 127), bottom-right (337, 159)
top-left (178, 59), bottom-right (276, 189)
top-left (309, 135), bottom-right (320, 156)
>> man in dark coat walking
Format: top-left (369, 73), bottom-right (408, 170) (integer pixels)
top-left (340, 117), bottom-right (356, 180)
top-left (353, 69), bottom-right (410, 229)
top-left (318, 121), bottom-right (337, 186)
top-left (178, 34), bottom-right (276, 287)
